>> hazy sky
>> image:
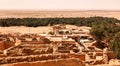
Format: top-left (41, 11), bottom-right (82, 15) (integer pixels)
top-left (0, 0), bottom-right (120, 10)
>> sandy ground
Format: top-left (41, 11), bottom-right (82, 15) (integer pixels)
top-left (0, 10), bottom-right (120, 20)
top-left (0, 26), bottom-right (52, 34)
top-left (0, 25), bottom-right (91, 34)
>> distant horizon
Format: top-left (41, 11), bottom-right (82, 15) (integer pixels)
top-left (0, 9), bottom-right (120, 11)
top-left (0, 0), bottom-right (120, 10)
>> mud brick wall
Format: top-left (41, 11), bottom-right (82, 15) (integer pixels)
top-left (1, 58), bottom-right (85, 66)
top-left (69, 54), bottom-right (85, 61)
top-left (0, 54), bottom-right (69, 65)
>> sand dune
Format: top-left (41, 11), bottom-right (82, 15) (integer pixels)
top-left (0, 10), bottom-right (120, 20)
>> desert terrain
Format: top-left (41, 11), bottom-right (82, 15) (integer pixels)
top-left (0, 26), bottom-right (52, 34)
top-left (0, 10), bottom-right (120, 19)
top-left (0, 11), bottom-right (119, 66)
top-left (0, 24), bottom-right (119, 66)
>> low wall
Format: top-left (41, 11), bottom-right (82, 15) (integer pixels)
top-left (69, 53), bottom-right (85, 61)
top-left (1, 58), bottom-right (85, 66)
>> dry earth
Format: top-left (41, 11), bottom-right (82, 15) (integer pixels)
top-left (0, 25), bottom-right (90, 34)
top-left (0, 26), bottom-right (52, 34)
top-left (0, 10), bottom-right (120, 20)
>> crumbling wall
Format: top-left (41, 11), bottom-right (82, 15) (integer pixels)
top-left (6, 44), bottom-right (53, 56)
top-left (0, 54), bottom-right (69, 65)
top-left (1, 58), bottom-right (84, 66)
top-left (69, 54), bottom-right (85, 61)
